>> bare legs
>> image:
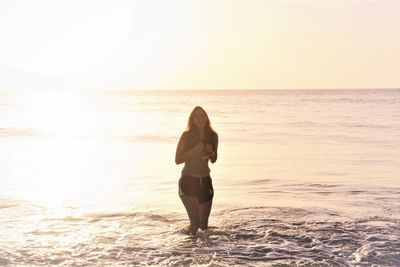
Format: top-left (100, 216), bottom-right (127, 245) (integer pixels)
top-left (180, 196), bottom-right (212, 235)
top-left (180, 196), bottom-right (199, 234)
top-left (199, 199), bottom-right (212, 230)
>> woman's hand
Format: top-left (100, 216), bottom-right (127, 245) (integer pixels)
top-left (205, 144), bottom-right (214, 155)
top-left (206, 143), bottom-right (217, 163)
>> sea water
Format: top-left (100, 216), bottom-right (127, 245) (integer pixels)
top-left (0, 89), bottom-right (399, 266)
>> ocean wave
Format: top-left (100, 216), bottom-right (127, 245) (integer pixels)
top-left (0, 127), bottom-right (37, 138)
top-left (117, 134), bottom-right (176, 143)
top-left (1, 206), bottom-right (399, 266)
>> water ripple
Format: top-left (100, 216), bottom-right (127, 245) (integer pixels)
top-left (1, 206), bottom-right (399, 266)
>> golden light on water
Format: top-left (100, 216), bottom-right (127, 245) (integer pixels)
top-left (3, 89), bottom-right (398, 211)
top-left (8, 91), bottom-right (91, 206)
top-left (3, 90), bottom-right (172, 208)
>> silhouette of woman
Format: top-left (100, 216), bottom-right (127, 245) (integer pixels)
top-left (175, 106), bottom-right (218, 235)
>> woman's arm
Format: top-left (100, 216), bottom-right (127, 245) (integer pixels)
top-left (175, 133), bottom-right (200, 164)
top-left (209, 133), bottom-right (218, 164)
top-left (175, 133), bottom-right (187, 164)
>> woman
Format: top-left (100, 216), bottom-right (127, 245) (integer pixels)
top-left (175, 106), bottom-right (218, 235)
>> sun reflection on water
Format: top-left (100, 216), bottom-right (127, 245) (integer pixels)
top-left (4, 90), bottom-right (156, 209)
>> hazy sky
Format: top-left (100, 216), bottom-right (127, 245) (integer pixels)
top-left (0, 0), bottom-right (399, 90)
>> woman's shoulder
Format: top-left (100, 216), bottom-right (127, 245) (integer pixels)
top-left (180, 131), bottom-right (190, 139)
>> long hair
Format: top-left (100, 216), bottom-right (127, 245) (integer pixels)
top-left (184, 106), bottom-right (216, 151)
top-left (186, 106), bottom-right (212, 132)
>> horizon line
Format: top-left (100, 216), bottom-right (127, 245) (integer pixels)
top-left (1, 87), bottom-right (399, 93)
top-left (109, 87), bottom-right (400, 92)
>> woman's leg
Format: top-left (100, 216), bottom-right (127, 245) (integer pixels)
top-left (180, 195), bottom-right (200, 235)
top-left (199, 199), bottom-right (212, 230)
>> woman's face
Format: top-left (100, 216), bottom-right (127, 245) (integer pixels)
top-left (193, 109), bottom-right (208, 129)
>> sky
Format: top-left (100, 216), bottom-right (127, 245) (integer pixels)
top-left (0, 0), bottom-right (399, 91)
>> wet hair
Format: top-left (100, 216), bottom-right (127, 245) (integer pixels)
top-left (184, 106), bottom-right (217, 151)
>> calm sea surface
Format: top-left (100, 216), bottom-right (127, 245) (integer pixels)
top-left (0, 89), bottom-right (399, 266)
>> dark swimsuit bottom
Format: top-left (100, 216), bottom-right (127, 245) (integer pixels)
top-left (179, 175), bottom-right (214, 203)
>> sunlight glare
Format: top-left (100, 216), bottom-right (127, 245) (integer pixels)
top-left (0, 2), bottom-right (133, 75)
top-left (11, 91), bottom-right (93, 206)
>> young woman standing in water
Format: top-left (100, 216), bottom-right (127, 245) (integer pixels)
top-left (175, 106), bottom-right (218, 235)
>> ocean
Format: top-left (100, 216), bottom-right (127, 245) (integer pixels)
top-left (0, 89), bottom-right (399, 266)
